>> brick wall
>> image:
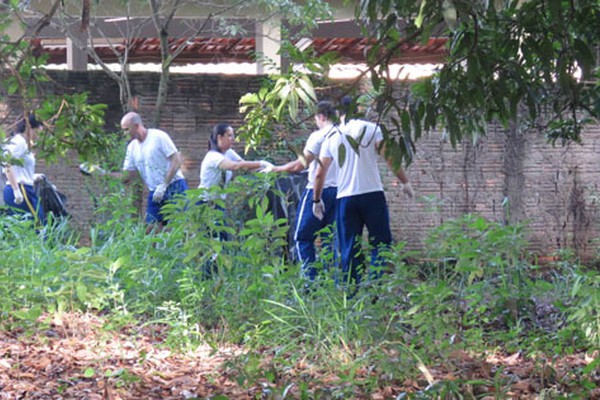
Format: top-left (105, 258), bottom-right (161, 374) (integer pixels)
top-left (3, 71), bottom-right (600, 262)
top-left (391, 122), bottom-right (600, 262)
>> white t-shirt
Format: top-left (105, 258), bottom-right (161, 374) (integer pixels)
top-left (320, 119), bottom-right (384, 199)
top-left (304, 124), bottom-right (339, 190)
top-left (122, 128), bottom-right (184, 191)
top-left (3, 134), bottom-right (35, 186)
top-left (198, 148), bottom-right (242, 190)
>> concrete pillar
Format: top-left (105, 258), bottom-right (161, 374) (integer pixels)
top-left (66, 32), bottom-right (88, 71)
top-left (255, 17), bottom-right (281, 75)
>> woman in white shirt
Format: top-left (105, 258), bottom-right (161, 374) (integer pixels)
top-left (3, 114), bottom-right (46, 225)
top-left (199, 122), bottom-right (272, 195)
top-left (197, 123), bottom-right (273, 274)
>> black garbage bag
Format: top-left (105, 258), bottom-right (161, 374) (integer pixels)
top-left (34, 177), bottom-right (69, 218)
top-left (269, 171), bottom-right (307, 219)
top-left (267, 171), bottom-right (308, 261)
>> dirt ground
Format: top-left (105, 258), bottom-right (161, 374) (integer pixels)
top-left (0, 313), bottom-right (598, 399)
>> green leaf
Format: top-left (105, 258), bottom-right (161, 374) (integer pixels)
top-left (346, 135), bottom-right (361, 155)
top-left (83, 368), bottom-right (95, 378)
top-left (296, 87), bottom-right (314, 110)
top-left (277, 81), bottom-right (292, 100)
top-left (76, 283), bottom-right (88, 304)
top-left (288, 93), bottom-right (299, 121)
top-left (7, 81), bottom-right (18, 95)
top-left (274, 100), bottom-right (287, 122)
top-left (401, 110), bottom-right (411, 136)
top-left (415, 0), bottom-right (427, 28)
top-left (370, 72), bottom-right (381, 92)
top-left (239, 92), bottom-right (259, 105)
top-left (297, 75), bottom-right (317, 102)
top-left (337, 143), bottom-right (346, 168)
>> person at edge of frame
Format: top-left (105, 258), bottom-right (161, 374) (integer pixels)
top-left (2, 113), bottom-right (47, 227)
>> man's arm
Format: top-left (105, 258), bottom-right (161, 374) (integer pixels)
top-left (102, 168), bottom-right (138, 184)
top-left (377, 140), bottom-right (409, 183)
top-left (5, 166), bottom-right (19, 191)
top-left (163, 151), bottom-right (183, 184)
top-left (80, 162), bottom-right (138, 184)
top-left (152, 151), bottom-right (183, 202)
top-left (312, 156), bottom-right (332, 220)
top-left (121, 170), bottom-right (139, 184)
top-left (219, 158), bottom-right (269, 171)
top-left (272, 151), bottom-right (314, 173)
top-left (313, 156), bottom-right (333, 202)
top-left (377, 140), bottom-right (414, 197)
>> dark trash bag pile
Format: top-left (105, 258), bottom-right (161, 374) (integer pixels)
top-left (267, 171), bottom-right (308, 261)
top-left (34, 177), bottom-right (69, 219)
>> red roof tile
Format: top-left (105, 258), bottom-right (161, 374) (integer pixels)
top-left (39, 37), bottom-right (447, 66)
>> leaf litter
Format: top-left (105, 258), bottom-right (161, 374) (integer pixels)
top-left (0, 312), bottom-right (598, 399)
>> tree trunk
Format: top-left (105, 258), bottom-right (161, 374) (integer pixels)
top-left (153, 27), bottom-right (170, 127)
top-left (80, 0), bottom-right (90, 32)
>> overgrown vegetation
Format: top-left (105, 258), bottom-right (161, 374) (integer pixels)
top-left (1, 0), bottom-right (599, 397)
top-left (0, 176), bottom-right (598, 398)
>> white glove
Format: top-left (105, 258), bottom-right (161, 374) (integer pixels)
top-left (402, 182), bottom-right (415, 198)
top-left (259, 160), bottom-right (274, 173)
top-left (33, 173), bottom-right (46, 183)
top-left (79, 163), bottom-right (106, 176)
top-left (312, 199), bottom-right (324, 220)
top-left (153, 182), bottom-right (168, 202)
top-left (13, 187), bottom-right (23, 205)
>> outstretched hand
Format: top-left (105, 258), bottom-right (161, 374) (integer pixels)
top-left (258, 160), bottom-right (275, 173)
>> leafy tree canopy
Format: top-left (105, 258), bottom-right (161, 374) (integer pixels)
top-left (0, 0), bottom-right (121, 165)
top-left (355, 0), bottom-right (600, 166)
top-left (240, 0), bottom-right (600, 169)
top-left (2, 0), bottom-right (599, 169)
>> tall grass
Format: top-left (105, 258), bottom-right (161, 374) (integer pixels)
top-left (0, 183), bottom-right (598, 397)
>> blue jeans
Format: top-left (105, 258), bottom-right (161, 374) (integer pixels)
top-left (336, 191), bottom-right (392, 287)
top-left (294, 186), bottom-right (337, 281)
top-left (3, 183), bottom-right (46, 226)
top-left (146, 179), bottom-right (189, 224)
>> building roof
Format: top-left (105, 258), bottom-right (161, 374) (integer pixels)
top-left (37, 36), bottom-right (448, 66)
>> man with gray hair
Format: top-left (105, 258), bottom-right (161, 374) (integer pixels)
top-left (119, 111), bottom-right (188, 226)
